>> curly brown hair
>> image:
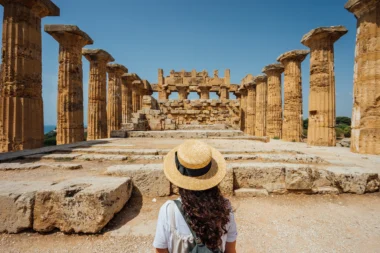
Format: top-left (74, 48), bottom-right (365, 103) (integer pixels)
top-left (179, 186), bottom-right (231, 251)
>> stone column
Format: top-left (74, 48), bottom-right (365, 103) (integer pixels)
top-left (199, 86), bottom-right (212, 99)
top-left (0, 0), bottom-right (59, 152)
top-left (45, 25), bottom-right (93, 145)
top-left (177, 86), bottom-right (189, 100)
top-left (219, 84), bottom-right (230, 100)
top-left (82, 49), bottom-right (114, 141)
top-left (301, 26), bottom-right (347, 146)
top-left (277, 50), bottom-right (309, 142)
top-left (346, 0), bottom-right (380, 155)
top-left (121, 74), bottom-right (133, 124)
top-left (107, 63), bottom-right (128, 137)
top-left (238, 86), bottom-right (248, 133)
top-left (255, 75), bottom-right (268, 137)
top-left (132, 80), bottom-right (141, 113)
top-left (245, 81), bottom-right (257, 135)
top-left (262, 64), bottom-right (284, 139)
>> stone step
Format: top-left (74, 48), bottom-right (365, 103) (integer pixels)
top-left (127, 130), bottom-right (245, 139)
top-left (177, 124), bottom-right (228, 130)
top-left (105, 162), bottom-right (380, 196)
top-left (230, 163), bottom-right (380, 194)
top-left (234, 188), bottom-right (269, 197)
top-left (25, 153), bottom-right (127, 161)
top-left (0, 162), bottom-right (82, 171)
top-left (0, 177), bottom-right (133, 234)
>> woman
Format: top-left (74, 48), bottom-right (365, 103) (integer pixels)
top-left (153, 140), bottom-right (237, 253)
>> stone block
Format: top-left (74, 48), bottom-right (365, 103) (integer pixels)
top-left (0, 181), bottom-right (52, 233)
top-left (311, 186), bottom-right (340, 195)
top-left (110, 130), bottom-right (128, 138)
top-left (231, 163), bottom-right (286, 193)
top-left (33, 177), bottom-right (132, 233)
top-left (219, 167), bottom-right (234, 196)
top-left (326, 167), bottom-right (380, 194)
top-left (285, 167), bottom-right (317, 190)
top-left (234, 188), bottom-right (269, 197)
top-left (78, 154), bottom-right (128, 161)
top-left (106, 164), bottom-right (170, 197)
top-left (148, 119), bottom-right (163, 131)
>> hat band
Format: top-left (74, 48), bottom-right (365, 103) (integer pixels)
top-left (175, 152), bottom-right (211, 177)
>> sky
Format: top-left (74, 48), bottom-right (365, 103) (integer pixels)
top-left (0, 0), bottom-right (357, 125)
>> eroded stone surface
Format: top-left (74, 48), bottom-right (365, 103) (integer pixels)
top-left (0, 181), bottom-right (52, 233)
top-left (234, 188), bottom-right (269, 197)
top-left (33, 177), bottom-right (132, 233)
top-left (106, 164), bottom-right (170, 197)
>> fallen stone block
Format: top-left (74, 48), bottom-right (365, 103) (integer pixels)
top-left (33, 177), bottom-right (132, 233)
top-left (106, 164), bottom-right (170, 197)
top-left (0, 181), bottom-right (52, 233)
top-left (0, 163), bottom-right (41, 171)
top-left (78, 154), bottom-right (127, 161)
top-left (110, 130), bottom-right (128, 138)
top-left (234, 188), bottom-right (269, 197)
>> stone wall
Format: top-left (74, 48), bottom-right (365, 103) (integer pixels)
top-left (158, 99), bottom-right (240, 128)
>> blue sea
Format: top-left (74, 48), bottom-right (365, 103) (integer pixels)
top-left (44, 125), bottom-right (56, 134)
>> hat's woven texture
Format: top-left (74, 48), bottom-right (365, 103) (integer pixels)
top-left (164, 140), bottom-right (227, 191)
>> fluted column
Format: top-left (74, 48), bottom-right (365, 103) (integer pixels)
top-left (0, 0), bottom-right (59, 152)
top-left (121, 74), bottom-right (133, 124)
top-left (239, 86), bottom-right (248, 133)
top-left (262, 64), bottom-right (284, 139)
top-left (255, 75), bottom-right (268, 137)
top-left (199, 86), bottom-right (212, 99)
top-left (277, 50), bottom-right (309, 142)
top-left (45, 25), bottom-right (93, 145)
top-left (302, 26), bottom-right (347, 146)
top-left (131, 80), bottom-right (141, 113)
top-left (107, 63), bottom-right (128, 137)
top-left (346, 0), bottom-right (380, 155)
top-left (82, 49), bottom-right (114, 140)
top-left (219, 85), bottom-right (230, 100)
top-left (246, 82), bottom-right (257, 135)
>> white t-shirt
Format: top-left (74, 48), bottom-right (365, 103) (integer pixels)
top-left (153, 199), bottom-right (238, 252)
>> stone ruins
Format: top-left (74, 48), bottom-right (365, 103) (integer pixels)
top-left (0, 0), bottom-right (379, 239)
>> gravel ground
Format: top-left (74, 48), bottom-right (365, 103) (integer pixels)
top-left (1, 193), bottom-right (380, 253)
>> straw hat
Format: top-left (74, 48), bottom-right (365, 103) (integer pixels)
top-left (163, 140), bottom-right (226, 191)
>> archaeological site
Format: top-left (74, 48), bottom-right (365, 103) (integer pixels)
top-left (0, 0), bottom-right (380, 252)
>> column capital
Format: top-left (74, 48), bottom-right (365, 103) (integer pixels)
top-left (277, 50), bottom-right (309, 63)
top-left (255, 74), bottom-right (267, 83)
top-left (345, 0), bottom-right (377, 18)
top-left (44, 25), bottom-right (93, 46)
top-left (262, 63), bottom-right (284, 75)
top-left (82, 49), bottom-right (114, 63)
top-left (301, 26), bottom-right (348, 48)
top-left (238, 85), bottom-right (247, 95)
top-left (107, 63), bottom-right (128, 75)
top-left (0, 0), bottom-right (60, 17)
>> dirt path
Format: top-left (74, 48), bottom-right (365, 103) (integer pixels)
top-left (1, 193), bottom-right (380, 253)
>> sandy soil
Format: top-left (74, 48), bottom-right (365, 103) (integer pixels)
top-left (1, 193), bottom-right (380, 253)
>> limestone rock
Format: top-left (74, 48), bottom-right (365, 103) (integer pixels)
top-left (33, 177), bottom-right (132, 233)
top-left (0, 181), bottom-right (52, 233)
top-left (106, 164), bottom-right (170, 197)
top-left (0, 163), bottom-right (41, 171)
top-left (231, 163), bottom-right (286, 193)
top-left (285, 167), bottom-right (317, 190)
top-left (219, 167), bottom-right (234, 196)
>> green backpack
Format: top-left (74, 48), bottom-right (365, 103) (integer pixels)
top-left (173, 200), bottom-right (223, 253)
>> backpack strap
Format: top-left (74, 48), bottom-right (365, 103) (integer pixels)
top-left (173, 200), bottom-right (204, 245)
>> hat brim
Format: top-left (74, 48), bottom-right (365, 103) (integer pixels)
top-left (163, 145), bottom-right (227, 191)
